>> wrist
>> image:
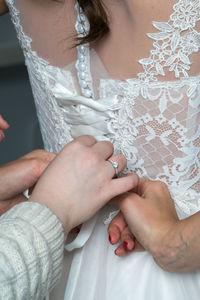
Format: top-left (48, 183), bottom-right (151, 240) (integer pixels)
top-left (150, 219), bottom-right (189, 272)
top-left (29, 193), bottom-right (71, 236)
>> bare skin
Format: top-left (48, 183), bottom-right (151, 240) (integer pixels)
top-left (0, 150), bottom-right (56, 215)
top-left (0, 133), bottom-right (137, 236)
top-left (95, 0), bottom-right (200, 80)
top-left (0, 115), bottom-right (56, 214)
top-left (0, 115), bottom-right (9, 141)
top-left (3, 0), bottom-right (199, 77)
top-left (30, 136), bottom-right (138, 234)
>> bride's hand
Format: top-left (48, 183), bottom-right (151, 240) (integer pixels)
top-left (108, 211), bottom-right (144, 256)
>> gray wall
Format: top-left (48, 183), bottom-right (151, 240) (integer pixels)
top-left (0, 13), bottom-right (43, 164)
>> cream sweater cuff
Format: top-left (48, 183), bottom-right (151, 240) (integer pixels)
top-left (1, 201), bottom-right (65, 291)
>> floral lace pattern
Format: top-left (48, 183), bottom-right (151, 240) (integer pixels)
top-left (74, 0), bottom-right (200, 88)
top-left (99, 76), bottom-right (200, 216)
top-left (138, 0), bottom-right (200, 82)
top-left (5, 0), bottom-right (75, 153)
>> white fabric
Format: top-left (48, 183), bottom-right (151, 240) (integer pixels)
top-left (5, 0), bottom-right (200, 299)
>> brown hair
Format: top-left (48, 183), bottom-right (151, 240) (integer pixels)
top-left (53, 0), bottom-right (109, 45)
top-left (77, 0), bottom-right (109, 45)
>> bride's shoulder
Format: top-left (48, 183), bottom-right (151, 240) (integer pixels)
top-left (0, 0), bottom-right (8, 16)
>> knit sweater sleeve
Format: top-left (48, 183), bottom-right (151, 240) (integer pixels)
top-left (0, 201), bottom-right (65, 300)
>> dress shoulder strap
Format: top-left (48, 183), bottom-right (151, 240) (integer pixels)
top-left (75, 0), bottom-right (200, 87)
top-left (5, 0), bottom-right (49, 70)
top-left (5, 0), bottom-right (32, 53)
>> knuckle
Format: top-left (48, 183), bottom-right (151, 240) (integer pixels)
top-left (67, 140), bottom-right (83, 153)
top-left (153, 180), bottom-right (167, 192)
top-left (105, 141), bottom-right (114, 153)
top-left (29, 158), bottom-right (47, 179)
top-left (74, 135), bottom-right (96, 146)
top-left (80, 135), bottom-right (96, 143)
top-left (87, 150), bottom-right (101, 164)
top-left (121, 195), bottom-right (133, 209)
top-left (29, 149), bottom-right (55, 162)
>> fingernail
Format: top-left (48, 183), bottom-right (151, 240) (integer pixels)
top-left (123, 241), bottom-right (128, 249)
top-left (109, 235), bottom-right (112, 243)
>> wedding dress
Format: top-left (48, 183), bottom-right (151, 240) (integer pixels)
top-left (5, 0), bottom-right (200, 298)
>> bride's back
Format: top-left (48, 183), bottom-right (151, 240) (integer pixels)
top-left (7, 0), bottom-right (200, 80)
top-left (5, 0), bottom-right (200, 216)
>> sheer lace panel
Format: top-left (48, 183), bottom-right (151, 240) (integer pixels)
top-left (92, 0), bottom-right (200, 82)
top-left (99, 77), bottom-right (200, 196)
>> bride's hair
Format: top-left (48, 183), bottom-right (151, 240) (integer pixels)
top-left (53, 0), bottom-right (109, 45)
top-left (77, 0), bottom-right (109, 45)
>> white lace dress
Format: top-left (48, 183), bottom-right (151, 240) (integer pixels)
top-left (6, 0), bottom-right (200, 299)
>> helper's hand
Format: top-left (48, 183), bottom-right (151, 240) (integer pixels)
top-left (108, 211), bottom-right (144, 256)
top-left (116, 179), bottom-right (178, 254)
top-left (30, 136), bottom-right (139, 234)
top-left (0, 150), bottom-right (55, 214)
top-left (115, 178), bottom-right (187, 271)
top-left (0, 115), bottom-right (9, 141)
top-left (0, 194), bottom-right (27, 215)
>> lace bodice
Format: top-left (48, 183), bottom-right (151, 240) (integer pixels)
top-left (5, 0), bottom-right (200, 216)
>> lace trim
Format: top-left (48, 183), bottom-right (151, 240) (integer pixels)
top-left (99, 74), bottom-right (200, 101)
top-left (172, 189), bottom-right (200, 217)
top-left (6, 0), bottom-right (75, 152)
top-left (75, 0), bottom-right (200, 89)
top-left (138, 0), bottom-right (200, 82)
top-left (5, 1), bottom-right (49, 68)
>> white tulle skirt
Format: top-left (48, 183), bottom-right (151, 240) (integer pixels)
top-left (50, 204), bottom-right (200, 300)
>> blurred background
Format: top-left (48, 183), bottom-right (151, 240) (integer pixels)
top-left (0, 12), bottom-right (43, 164)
